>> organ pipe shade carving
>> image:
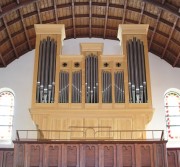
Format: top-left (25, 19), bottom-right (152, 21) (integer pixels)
top-left (114, 71), bottom-right (125, 103)
top-left (36, 37), bottom-right (57, 103)
top-left (126, 37), bottom-right (147, 103)
top-left (85, 54), bottom-right (99, 103)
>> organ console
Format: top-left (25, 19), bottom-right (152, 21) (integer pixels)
top-left (30, 24), bottom-right (154, 139)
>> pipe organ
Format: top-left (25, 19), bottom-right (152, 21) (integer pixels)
top-left (30, 24), bottom-right (154, 139)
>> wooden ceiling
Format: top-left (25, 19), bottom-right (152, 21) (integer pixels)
top-left (0, 0), bottom-right (179, 68)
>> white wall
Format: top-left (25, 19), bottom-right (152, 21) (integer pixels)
top-left (0, 38), bottom-right (180, 148)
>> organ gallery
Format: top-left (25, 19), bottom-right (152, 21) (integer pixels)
top-left (30, 24), bottom-right (154, 139)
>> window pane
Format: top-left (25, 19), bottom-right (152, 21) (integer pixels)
top-left (0, 89), bottom-right (14, 142)
top-left (165, 90), bottom-right (180, 141)
top-left (0, 126), bottom-right (12, 140)
top-left (0, 116), bottom-right (13, 125)
top-left (167, 126), bottom-right (180, 141)
top-left (0, 106), bottom-right (13, 115)
top-left (0, 91), bottom-right (14, 106)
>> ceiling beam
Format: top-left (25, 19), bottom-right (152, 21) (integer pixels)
top-left (0, 53), bottom-right (6, 67)
top-left (149, 10), bottom-right (162, 49)
top-left (143, 0), bottom-right (180, 17)
top-left (19, 9), bottom-right (32, 50)
top-left (35, 2), bottom-right (42, 23)
top-left (89, 0), bottom-right (92, 38)
top-left (138, 2), bottom-right (145, 24)
top-left (53, 0), bottom-right (58, 23)
top-left (161, 0), bottom-right (166, 4)
top-left (161, 17), bottom-right (178, 58)
top-left (173, 52), bottom-right (180, 67)
top-left (71, 0), bottom-right (76, 38)
top-left (0, 4), bottom-right (2, 12)
top-left (103, 0), bottom-right (109, 39)
top-left (0, 0), bottom-right (39, 19)
top-left (2, 17), bottom-right (19, 58)
top-left (122, 0), bottom-right (128, 24)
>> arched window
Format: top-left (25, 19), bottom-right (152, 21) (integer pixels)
top-left (164, 89), bottom-right (180, 141)
top-left (0, 88), bottom-right (15, 142)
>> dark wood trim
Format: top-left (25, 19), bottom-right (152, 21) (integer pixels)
top-left (173, 52), bottom-right (180, 67)
top-left (122, 0), bottom-right (128, 24)
top-left (71, 0), bottom-right (76, 38)
top-left (161, 17), bottom-right (178, 58)
top-left (139, 2), bottom-right (145, 24)
top-left (103, 0), bottom-right (109, 39)
top-left (0, 0), bottom-right (39, 19)
top-left (2, 17), bottom-right (19, 58)
top-left (143, 0), bottom-right (180, 17)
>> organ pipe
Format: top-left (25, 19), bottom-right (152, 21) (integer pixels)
top-left (59, 71), bottom-right (69, 103)
top-left (36, 37), bottom-right (57, 103)
top-left (72, 71), bottom-right (82, 103)
top-left (126, 37), bottom-right (147, 103)
top-left (114, 71), bottom-right (125, 103)
top-left (85, 54), bottom-right (99, 103)
top-left (102, 71), bottom-right (112, 103)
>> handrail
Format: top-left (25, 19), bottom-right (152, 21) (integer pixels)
top-left (16, 129), bottom-right (165, 141)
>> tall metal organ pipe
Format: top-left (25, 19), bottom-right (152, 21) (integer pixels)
top-left (72, 71), bottom-right (82, 103)
top-left (126, 37), bottom-right (147, 103)
top-left (85, 54), bottom-right (99, 103)
top-left (59, 71), bottom-right (69, 103)
top-left (36, 37), bottom-right (57, 103)
top-left (114, 71), bottom-right (125, 103)
top-left (102, 71), bottom-right (112, 103)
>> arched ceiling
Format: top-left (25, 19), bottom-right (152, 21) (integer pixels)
top-left (0, 0), bottom-right (179, 68)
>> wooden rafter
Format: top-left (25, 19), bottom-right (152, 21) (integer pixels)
top-left (173, 52), bottom-right (180, 67)
top-left (139, 2), bottom-right (145, 24)
top-left (0, 4), bottom-right (2, 12)
top-left (149, 10), bottom-right (162, 49)
top-left (103, 0), bottom-right (109, 39)
top-left (161, 17), bottom-right (178, 58)
top-left (161, 0), bottom-right (166, 4)
top-left (53, 0), bottom-right (58, 23)
top-left (19, 9), bottom-right (32, 50)
top-left (0, 0), bottom-right (39, 19)
top-left (35, 2), bottom-right (42, 24)
top-left (122, 0), bottom-right (127, 24)
top-left (71, 0), bottom-right (76, 38)
top-left (0, 53), bottom-right (6, 67)
top-left (89, 0), bottom-right (92, 38)
top-left (143, 0), bottom-right (180, 17)
top-left (2, 17), bottom-right (19, 58)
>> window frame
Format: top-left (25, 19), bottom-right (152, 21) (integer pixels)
top-left (164, 88), bottom-right (180, 142)
top-left (0, 88), bottom-right (15, 144)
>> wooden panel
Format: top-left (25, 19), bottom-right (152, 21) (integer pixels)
top-left (141, 145), bottom-right (151, 167)
top-left (70, 118), bottom-right (84, 139)
top-left (122, 145), bottom-right (134, 167)
top-left (0, 149), bottom-right (14, 167)
top-left (104, 145), bottom-right (115, 167)
top-left (67, 145), bottom-right (79, 167)
top-left (48, 146), bottom-right (59, 166)
top-left (167, 150), bottom-right (179, 167)
top-left (29, 145), bottom-right (42, 167)
top-left (85, 145), bottom-right (98, 167)
top-left (12, 142), bottom-right (170, 167)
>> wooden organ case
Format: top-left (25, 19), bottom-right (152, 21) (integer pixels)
top-left (30, 24), bottom-right (154, 140)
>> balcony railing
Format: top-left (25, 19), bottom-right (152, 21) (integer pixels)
top-left (16, 127), bottom-right (165, 141)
